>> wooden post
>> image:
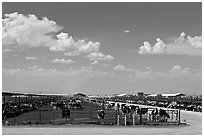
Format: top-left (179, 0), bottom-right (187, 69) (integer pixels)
top-left (178, 109), bottom-right (180, 124)
top-left (52, 109), bottom-right (55, 125)
top-left (115, 110), bottom-right (118, 125)
top-left (39, 109), bottom-right (41, 124)
top-left (139, 108), bottom-right (142, 124)
top-left (124, 114), bottom-right (126, 126)
top-left (172, 110), bottom-right (173, 121)
top-left (132, 112), bottom-right (135, 126)
top-left (13, 116), bottom-right (16, 125)
top-left (117, 115), bottom-right (120, 126)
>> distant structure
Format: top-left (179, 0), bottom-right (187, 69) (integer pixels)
top-left (115, 93), bottom-right (129, 97)
top-left (148, 93), bottom-right (186, 98)
top-left (74, 93), bottom-right (87, 97)
top-left (73, 93), bottom-right (87, 99)
top-left (137, 91), bottom-right (144, 98)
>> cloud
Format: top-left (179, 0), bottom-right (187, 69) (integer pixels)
top-left (124, 30), bottom-right (130, 33)
top-left (28, 65), bottom-right (39, 69)
top-left (50, 32), bottom-right (100, 54)
top-left (25, 57), bottom-right (37, 60)
top-left (3, 66), bottom-right (112, 79)
top-left (52, 59), bottom-right (75, 64)
top-left (145, 66), bottom-right (151, 70)
top-left (169, 65), bottom-right (192, 75)
top-left (167, 65), bottom-right (201, 81)
top-left (91, 61), bottom-right (99, 65)
top-left (113, 65), bottom-right (133, 72)
top-left (3, 12), bottom-right (62, 49)
top-left (87, 52), bottom-right (114, 62)
top-left (2, 12), bottom-right (103, 57)
top-left (138, 32), bottom-right (202, 56)
top-left (113, 64), bottom-right (201, 80)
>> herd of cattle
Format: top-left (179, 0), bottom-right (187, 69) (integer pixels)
top-left (2, 96), bottom-right (202, 126)
top-left (114, 99), bottom-right (202, 112)
top-left (105, 101), bottom-right (171, 121)
top-left (51, 99), bottom-right (83, 110)
top-left (145, 100), bottom-right (202, 112)
top-left (82, 99), bottom-right (175, 124)
top-left (2, 98), bottom-right (83, 121)
top-left (3, 101), bottom-right (43, 120)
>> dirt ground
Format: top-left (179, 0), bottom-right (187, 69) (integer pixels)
top-left (2, 110), bottom-right (202, 135)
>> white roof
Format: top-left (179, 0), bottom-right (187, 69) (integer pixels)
top-left (148, 93), bottom-right (185, 97)
top-left (115, 93), bottom-right (130, 97)
top-left (88, 95), bottom-right (100, 98)
top-left (41, 93), bottom-right (69, 96)
top-left (104, 95), bottom-right (114, 98)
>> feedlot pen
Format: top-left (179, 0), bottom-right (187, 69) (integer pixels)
top-left (3, 100), bottom-right (182, 126)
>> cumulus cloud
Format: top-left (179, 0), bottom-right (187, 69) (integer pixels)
top-left (52, 59), bottom-right (75, 64)
top-left (28, 65), bottom-right (39, 69)
top-left (25, 57), bottom-right (37, 60)
top-left (3, 12), bottom-right (61, 48)
top-left (169, 65), bottom-right (191, 74)
top-left (91, 61), bottom-right (99, 65)
top-left (145, 66), bottom-right (151, 70)
top-left (3, 66), bottom-right (112, 79)
top-left (2, 12), bottom-right (103, 57)
top-left (113, 65), bottom-right (164, 80)
top-left (113, 65), bottom-right (133, 72)
top-left (113, 64), bottom-right (201, 80)
top-left (50, 32), bottom-right (100, 54)
top-left (139, 32), bottom-right (202, 56)
top-left (124, 30), bottom-right (130, 33)
top-left (87, 52), bottom-right (114, 62)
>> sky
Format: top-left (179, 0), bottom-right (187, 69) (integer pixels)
top-left (2, 2), bottom-right (202, 95)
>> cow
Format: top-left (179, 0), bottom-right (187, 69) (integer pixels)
top-left (61, 105), bottom-right (71, 119)
top-left (97, 109), bottom-right (106, 119)
top-left (97, 109), bottom-right (106, 125)
top-left (137, 108), bottom-right (148, 115)
top-left (159, 109), bottom-right (170, 122)
top-left (121, 105), bottom-right (131, 114)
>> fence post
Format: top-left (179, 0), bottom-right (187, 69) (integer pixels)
top-left (132, 112), bottom-right (135, 126)
top-left (117, 114), bottom-right (120, 126)
top-left (139, 108), bottom-right (142, 124)
top-left (39, 108), bottom-right (42, 124)
top-left (39, 94), bottom-right (42, 124)
top-left (172, 110), bottom-right (174, 121)
top-left (178, 109), bottom-right (180, 124)
top-left (52, 110), bottom-right (55, 125)
top-left (115, 110), bottom-right (118, 125)
top-left (13, 116), bottom-right (16, 125)
top-left (124, 114), bottom-right (126, 126)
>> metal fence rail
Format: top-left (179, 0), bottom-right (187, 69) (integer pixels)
top-left (2, 101), bottom-right (181, 126)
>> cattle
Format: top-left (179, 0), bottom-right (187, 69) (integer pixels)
top-left (159, 109), bottom-right (170, 122)
top-left (129, 105), bottom-right (138, 111)
top-left (137, 108), bottom-right (148, 114)
top-left (97, 109), bottom-right (106, 119)
top-left (61, 105), bottom-right (71, 119)
top-left (68, 100), bottom-right (83, 110)
top-left (121, 105), bottom-right (131, 114)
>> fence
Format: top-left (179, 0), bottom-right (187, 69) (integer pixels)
top-left (2, 100), bottom-right (181, 126)
top-left (115, 108), bottom-right (180, 126)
